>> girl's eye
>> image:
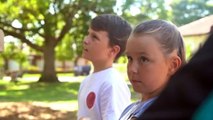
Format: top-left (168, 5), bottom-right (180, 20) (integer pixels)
top-left (127, 56), bottom-right (132, 62)
top-left (140, 56), bottom-right (149, 63)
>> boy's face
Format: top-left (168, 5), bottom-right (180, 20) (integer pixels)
top-left (82, 28), bottom-right (112, 63)
top-left (126, 35), bottom-right (172, 98)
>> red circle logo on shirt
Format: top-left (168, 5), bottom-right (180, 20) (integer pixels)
top-left (86, 92), bottom-right (96, 109)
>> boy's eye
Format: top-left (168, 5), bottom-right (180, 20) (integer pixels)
top-left (140, 56), bottom-right (149, 63)
top-left (91, 34), bottom-right (98, 40)
top-left (92, 35), bottom-right (97, 39)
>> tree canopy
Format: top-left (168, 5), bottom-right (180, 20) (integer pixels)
top-left (171, 0), bottom-right (213, 26)
top-left (0, 0), bottom-right (118, 82)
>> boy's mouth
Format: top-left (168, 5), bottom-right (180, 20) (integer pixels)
top-left (84, 48), bottom-right (88, 52)
top-left (83, 46), bottom-right (88, 52)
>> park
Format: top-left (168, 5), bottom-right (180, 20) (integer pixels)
top-left (0, 0), bottom-right (212, 119)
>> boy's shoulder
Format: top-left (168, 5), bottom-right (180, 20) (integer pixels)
top-left (98, 67), bottom-right (120, 77)
top-left (83, 68), bottom-right (125, 84)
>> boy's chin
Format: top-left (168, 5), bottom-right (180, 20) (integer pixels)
top-left (82, 55), bottom-right (90, 61)
top-left (81, 53), bottom-right (87, 58)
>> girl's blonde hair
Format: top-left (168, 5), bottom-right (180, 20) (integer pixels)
top-left (133, 20), bottom-right (186, 64)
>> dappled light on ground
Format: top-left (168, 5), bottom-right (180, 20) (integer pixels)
top-left (0, 102), bottom-right (77, 120)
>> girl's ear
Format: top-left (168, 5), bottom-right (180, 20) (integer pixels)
top-left (168, 55), bottom-right (182, 75)
top-left (109, 45), bottom-right (120, 57)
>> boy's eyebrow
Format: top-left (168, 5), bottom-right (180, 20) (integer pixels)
top-left (91, 32), bottom-right (101, 41)
top-left (88, 29), bottom-right (97, 36)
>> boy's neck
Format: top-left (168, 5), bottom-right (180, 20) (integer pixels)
top-left (93, 61), bottom-right (113, 73)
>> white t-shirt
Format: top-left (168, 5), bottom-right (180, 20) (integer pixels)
top-left (77, 67), bottom-right (131, 120)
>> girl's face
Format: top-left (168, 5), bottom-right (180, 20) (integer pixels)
top-left (126, 35), bottom-right (173, 100)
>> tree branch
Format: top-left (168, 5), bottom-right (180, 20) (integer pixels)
top-left (0, 21), bottom-right (44, 35)
top-left (55, 0), bottom-right (84, 46)
top-left (0, 27), bottom-right (43, 52)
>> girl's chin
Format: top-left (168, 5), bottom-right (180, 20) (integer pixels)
top-left (132, 86), bottom-right (142, 93)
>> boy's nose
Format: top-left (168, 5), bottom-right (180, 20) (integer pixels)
top-left (83, 36), bottom-right (89, 44)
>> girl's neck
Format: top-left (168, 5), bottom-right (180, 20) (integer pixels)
top-left (141, 91), bottom-right (160, 102)
top-left (141, 83), bottom-right (167, 102)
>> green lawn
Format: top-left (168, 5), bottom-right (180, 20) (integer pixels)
top-left (0, 81), bottom-right (79, 102)
top-left (0, 73), bottom-right (139, 105)
top-left (0, 73), bottom-right (139, 119)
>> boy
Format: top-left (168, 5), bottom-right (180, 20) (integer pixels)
top-left (77, 14), bottom-right (132, 120)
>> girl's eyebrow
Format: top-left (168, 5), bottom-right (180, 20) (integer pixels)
top-left (139, 52), bottom-right (148, 55)
top-left (125, 51), bottom-right (148, 55)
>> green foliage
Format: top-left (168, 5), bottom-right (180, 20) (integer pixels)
top-left (0, 41), bottom-right (28, 71)
top-left (185, 43), bottom-right (195, 61)
top-left (55, 34), bottom-right (74, 61)
top-left (0, 57), bottom-right (4, 67)
top-left (122, 0), bottom-right (172, 26)
top-left (0, 0), bottom-right (121, 82)
top-left (122, 0), bottom-right (213, 26)
top-left (117, 56), bottom-right (127, 63)
top-left (171, 0), bottom-right (213, 26)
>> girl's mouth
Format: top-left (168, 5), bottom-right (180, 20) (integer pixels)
top-left (131, 79), bottom-right (141, 83)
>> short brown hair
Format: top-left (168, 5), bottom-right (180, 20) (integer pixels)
top-left (91, 14), bottom-right (132, 60)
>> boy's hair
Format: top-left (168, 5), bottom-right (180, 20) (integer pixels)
top-left (91, 14), bottom-right (132, 60)
top-left (133, 20), bottom-right (186, 64)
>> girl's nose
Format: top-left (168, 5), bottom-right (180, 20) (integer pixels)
top-left (128, 62), bottom-right (138, 74)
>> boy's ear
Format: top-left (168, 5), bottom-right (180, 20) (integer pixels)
top-left (168, 56), bottom-right (182, 75)
top-left (109, 45), bottom-right (120, 57)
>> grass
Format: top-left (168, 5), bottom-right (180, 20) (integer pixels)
top-left (0, 81), bottom-right (80, 102)
top-left (0, 73), bottom-right (139, 106)
top-left (0, 71), bottom-right (140, 119)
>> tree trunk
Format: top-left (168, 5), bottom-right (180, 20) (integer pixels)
top-left (3, 58), bottom-right (9, 72)
top-left (62, 60), bottom-right (66, 71)
top-left (38, 44), bottom-right (59, 83)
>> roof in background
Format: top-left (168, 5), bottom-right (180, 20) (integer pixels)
top-left (178, 15), bottom-right (213, 36)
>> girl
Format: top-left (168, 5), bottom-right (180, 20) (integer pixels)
top-left (119, 20), bottom-right (185, 120)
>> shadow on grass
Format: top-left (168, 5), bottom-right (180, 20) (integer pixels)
top-left (0, 81), bottom-right (80, 102)
top-left (0, 102), bottom-right (77, 120)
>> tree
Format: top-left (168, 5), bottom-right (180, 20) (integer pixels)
top-left (171, 0), bottom-right (213, 26)
top-left (55, 34), bottom-right (75, 71)
top-left (122, 0), bottom-right (172, 26)
top-left (0, 0), bottom-right (116, 82)
top-left (0, 41), bottom-right (27, 73)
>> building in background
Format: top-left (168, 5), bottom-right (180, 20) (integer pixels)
top-left (179, 15), bottom-right (213, 59)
